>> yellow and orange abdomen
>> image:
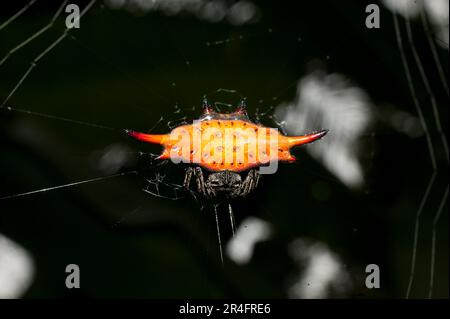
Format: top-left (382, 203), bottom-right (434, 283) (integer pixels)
top-left (127, 118), bottom-right (327, 172)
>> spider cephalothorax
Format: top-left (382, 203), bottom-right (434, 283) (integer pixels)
top-left (126, 99), bottom-right (327, 200)
top-left (183, 166), bottom-right (260, 200)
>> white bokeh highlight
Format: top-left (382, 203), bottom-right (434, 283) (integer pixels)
top-left (288, 239), bottom-right (351, 299)
top-left (0, 234), bottom-right (34, 298)
top-left (276, 71), bottom-right (372, 189)
top-left (226, 217), bottom-right (271, 265)
top-left (105, 0), bottom-right (259, 25)
top-left (383, 0), bottom-right (449, 49)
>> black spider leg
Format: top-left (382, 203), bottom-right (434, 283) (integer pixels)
top-left (183, 167), bottom-right (215, 198)
top-left (213, 204), bottom-right (224, 264)
top-left (183, 167), bottom-right (215, 210)
top-left (238, 169), bottom-right (260, 197)
top-left (184, 167), bottom-right (225, 262)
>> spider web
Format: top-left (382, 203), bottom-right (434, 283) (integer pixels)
top-left (0, 0), bottom-right (191, 203)
top-left (392, 6), bottom-right (448, 298)
top-left (0, 0), bottom-right (448, 298)
top-left (0, 0), bottom-right (278, 271)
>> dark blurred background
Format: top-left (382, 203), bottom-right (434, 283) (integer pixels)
top-left (0, 0), bottom-right (448, 298)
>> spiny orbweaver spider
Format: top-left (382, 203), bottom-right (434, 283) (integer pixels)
top-left (126, 98), bottom-right (328, 201)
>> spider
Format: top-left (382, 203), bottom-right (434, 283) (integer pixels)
top-left (126, 98), bottom-right (327, 200)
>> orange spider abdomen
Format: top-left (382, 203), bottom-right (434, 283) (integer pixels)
top-left (127, 118), bottom-right (327, 172)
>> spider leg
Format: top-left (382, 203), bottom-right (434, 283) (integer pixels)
top-left (238, 169), bottom-right (260, 197)
top-left (184, 167), bottom-right (215, 198)
top-left (194, 167), bottom-right (216, 198)
top-left (184, 167), bottom-right (205, 194)
top-left (183, 167), bottom-right (194, 188)
top-left (252, 169), bottom-right (260, 189)
top-left (192, 167), bottom-right (208, 195)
